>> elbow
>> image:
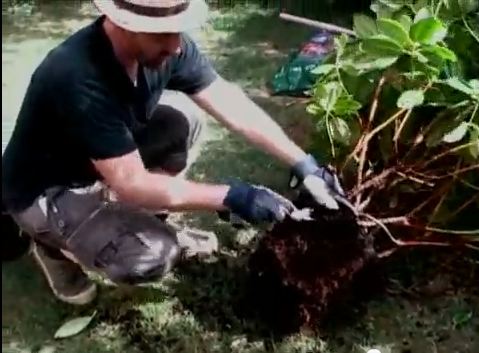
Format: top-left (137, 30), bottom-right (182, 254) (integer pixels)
top-left (108, 174), bottom-right (142, 206)
top-left (106, 169), bottom-right (146, 207)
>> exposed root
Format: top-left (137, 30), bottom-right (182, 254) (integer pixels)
top-left (349, 168), bottom-right (394, 197)
top-left (358, 216), bottom-right (409, 227)
top-left (395, 171), bottom-right (435, 187)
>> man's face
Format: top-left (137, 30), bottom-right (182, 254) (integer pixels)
top-left (132, 32), bottom-right (181, 69)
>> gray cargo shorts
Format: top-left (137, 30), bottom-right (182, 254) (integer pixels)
top-left (11, 92), bottom-right (209, 285)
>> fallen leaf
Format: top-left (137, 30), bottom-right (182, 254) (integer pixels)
top-left (38, 345), bottom-right (56, 353)
top-left (54, 311), bottom-right (96, 339)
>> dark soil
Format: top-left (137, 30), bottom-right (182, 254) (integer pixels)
top-left (247, 191), bottom-right (378, 334)
top-left (246, 186), bottom-right (478, 336)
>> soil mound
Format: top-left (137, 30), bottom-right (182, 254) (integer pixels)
top-left (248, 192), bottom-right (377, 333)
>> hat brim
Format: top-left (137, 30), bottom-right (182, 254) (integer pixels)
top-left (93, 0), bottom-right (208, 33)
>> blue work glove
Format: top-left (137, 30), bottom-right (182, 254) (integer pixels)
top-left (222, 180), bottom-right (295, 225)
top-left (290, 154), bottom-right (345, 210)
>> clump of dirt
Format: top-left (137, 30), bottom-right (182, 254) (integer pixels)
top-left (247, 192), bottom-right (378, 334)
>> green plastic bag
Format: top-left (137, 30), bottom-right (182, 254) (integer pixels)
top-left (270, 30), bottom-right (336, 97)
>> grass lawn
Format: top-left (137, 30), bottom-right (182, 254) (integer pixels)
top-left (2, 3), bottom-right (478, 353)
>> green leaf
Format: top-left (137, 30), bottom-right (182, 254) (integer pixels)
top-left (458, 0), bottom-right (479, 13)
top-left (341, 72), bottom-right (378, 105)
top-left (353, 14), bottom-right (378, 38)
top-left (361, 35), bottom-right (404, 56)
top-left (311, 64), bottom-right (336, 76)
top-left (402, 71), bottom-right (428, 80)
top-left (413, 0), bottom-right (429, 12)
top-left (38, 346), bottom-right (56, 353)
top-left (410, 18), bottom-right (447, 44)
top-left (469, 129), bottom-right (479, 159)
top-left (444, 77), bottom-right (475, 95)
top-left (397, 89), bottom-right (425, 108)
top-left (469, 79), bottom-right (479, 93)
top-left (377, 0), bottom-right (405, 10)
top-left (306, 103), bottom-right (322, 116)
top-left (330, 117), bottom-right (352, 145)
top-left (413, 60), bottom-right (441, 78)
top-left (420, 45), bottom-right (457, 62)
top-left (54, 312), bottom-right (96, 339)
top-left (349, 56), bottom-right (399, 72)
top-left (333, 95), bottom-right (362, 116)
top-left (426, 110), bottom-right (464, 147)
top-left (342, 64), bottom-right (361, 77)
top-left (371, 3), bottom-right (396, 18)
top-left (397, 14), bottom-right (413, 32)
top-left (414, 7), bottom-right (432, 23)
top-left (315, 82), bottom-right (342, 113)
top-left (377, 18), bottom-right (413, 47)
top-left (452, 310), bottom-right (473, 328)
top-left (446, 0), bottom-right (479, 14)
top-left (414, 51), bottom-right (430, 63)
top-left (443, 122), bottom-right (469, 143)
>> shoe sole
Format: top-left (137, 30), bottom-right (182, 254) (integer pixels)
top-left (31, 243), bottom-right (97, 305)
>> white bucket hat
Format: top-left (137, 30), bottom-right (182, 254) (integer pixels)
top-left (93, 0), bottom-right (209, 33)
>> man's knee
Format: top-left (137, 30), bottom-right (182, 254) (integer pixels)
top-left (158, 91), bottom-right (203, 148)
top-left (137, 103), bottom-right (203, 174)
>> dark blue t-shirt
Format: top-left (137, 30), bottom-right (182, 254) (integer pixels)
top-left (2, 16), bottom-right (217, 212)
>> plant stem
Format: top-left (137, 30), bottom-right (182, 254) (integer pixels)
top-left (367, 109), bottom-right (408, 141)
top-left (443, 193), bottom-right (479, 223)
top-left (341, 75), bottom-right (386, 174)
top-left (406, 104), bottom-right (474, 162)
top-left (341, 135), bottom-right (364, 173)
top-left (434, 0), bottom-right (445, 17)
top-left (466, 244), bottom-right (479, 251)
top-left (394, 82), bottom-right (433, 146)
top-left (356, 109), bottom-right (408, 193)
top-left (325, 113), bottom-right (336, 158)
top-left (393, 109), bottom-right (413, 144)
top-left (346, 77), bottom-right (386, 179)
top-left (359, 216), bottom-right (408, 227)
top-left (422, 142), bottom-right (478, 167)
top-left (368, 76), bottom-right (386, 129)
top-left (469, 103), bottom-right (479, 123)
top-left (361, 213), bottom-right (401, 245)
top-left (426, 163), bottom-right (479, 179)
top-left (335, 45), bottom-right (347, 92)
top-left (458, 178), bottom-right (479, 191)
top-left (426, 179), bottom-right (454, 232)
top-left (377, 248), bottom-right (398, 258)
top-left (408, 180), bottom-right (453, 216)
top-left (462, 16), bottom-right (479, 44)
top-left (423, 226), bottom-right (479, 236)
top-left (377, 239), bottom-right (454, 258)
top-left (362, 213), bottom-right (452, 248)
top-left (395, 171), bottom-right (435, 187)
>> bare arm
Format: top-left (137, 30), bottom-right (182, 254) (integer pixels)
top-left (191, 77), bottom-right (308, 167)
top-left (92, 150), bottom-right (229, 212)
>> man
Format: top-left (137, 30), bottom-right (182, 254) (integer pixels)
top-left (2, 0), bottom-right (345, 305)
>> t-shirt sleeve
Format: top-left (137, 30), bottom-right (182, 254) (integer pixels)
top-left (166, 34), bottom-right (218, 94)
top-left (61, 78), bottom-right (138, 160)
